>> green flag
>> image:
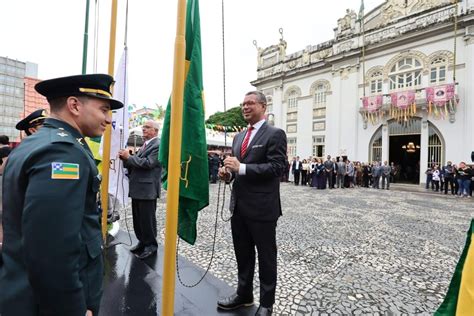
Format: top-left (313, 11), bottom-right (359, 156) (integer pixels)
top-left (159, 0), bottom-right (209, 245)
top-left (435, 219), bottom-right (474, 315)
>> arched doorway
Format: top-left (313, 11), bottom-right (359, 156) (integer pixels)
top-left (369, 126), bottom-right (382, 163)
top-left (427, 122), bottom-right (445, 169)
top-left (388, 118), bottom-right (421, 184)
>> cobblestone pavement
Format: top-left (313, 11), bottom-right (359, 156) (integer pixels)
top-left (119, 183), bottom-right (474, 315)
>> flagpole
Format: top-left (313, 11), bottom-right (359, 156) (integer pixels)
top-left (360, 0), bottom-right (366, 98)
top-left (101, 0), bottom-right (118, 240)
top-left (82, 0), bottom-right (90, 74)
top-left (161, 0), bottom-right (187, 314)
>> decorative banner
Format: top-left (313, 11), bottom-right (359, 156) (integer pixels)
top-left (391, 90), bottom-right (415, 109)
top-left (425, 83), bottom-right (459, 119)
top-left (426, 83), bottom-right (455, 105)
top-left (361, 95), bottom-right (384, 125)
top-left (362, 95), bottom-right (383, 113)
top-left (390, 90), bottom-right (417, 122)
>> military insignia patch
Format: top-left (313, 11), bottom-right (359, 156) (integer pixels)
top-left (51, 162), bottom-right (80, 180)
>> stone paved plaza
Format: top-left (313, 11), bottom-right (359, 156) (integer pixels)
top-left (119, 183), bottom-right (473, 315)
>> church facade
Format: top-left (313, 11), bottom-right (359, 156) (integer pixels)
top-left (251, 0), bottom-right (474, 184)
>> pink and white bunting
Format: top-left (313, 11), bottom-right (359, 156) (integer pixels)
top-left (390, 90), bottom-right (415, 109)
top-left (425, 83), bottom-right (458, 118)
top-left (425, 83), bottom-right (456, 107)
top-left (362, 95), bottom-right (383, 113)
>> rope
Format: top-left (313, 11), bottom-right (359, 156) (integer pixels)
top-left (93, 0), bottom-right (100, 73)
top-left (176, 180), bottom-right (232, 287)
top-left (361, 9), bottom-right (366, 97)
top-left (177, 0), bottom-right (234, 279)
top-left (221, 0), bottom-right (228, 147)
top-left (452, 0), bottom-right (458, 83)
top-left (107, 0), bottom-right (133, 248)
top-left (124, 0), bottom-right (129, 47)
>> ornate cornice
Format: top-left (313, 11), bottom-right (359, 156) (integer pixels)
top-left (253, 3), bottom-right (465, 84)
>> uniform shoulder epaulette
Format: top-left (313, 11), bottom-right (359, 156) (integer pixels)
top-left (49, 128), bottom-right (76, 145)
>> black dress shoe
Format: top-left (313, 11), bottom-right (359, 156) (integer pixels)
top-left (129, 243), bottom-right (144, 254)
top-left (217, 293), bottom-right (253, 310)
top-left (135, 246), bottom-right (157, 259)
top-left (255, 306), bottom-right (273, 316)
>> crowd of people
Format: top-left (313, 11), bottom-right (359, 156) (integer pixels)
top-left (424, 161), bottom-right (473, 197)
top-left (280, 155), bottom-right (473, 197)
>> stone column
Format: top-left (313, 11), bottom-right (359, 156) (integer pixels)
top-left (419, 119), bottom-right (429, 185)
top-left (272, 84), bottom-right (284, 128)
top-left (326, 73), bottom-right (342, 156)
top-left (382, 123), bottom-right (389, 163)
top-left (464, 34), bottom-right (474, 159)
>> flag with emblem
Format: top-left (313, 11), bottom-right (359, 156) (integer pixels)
top-left (435, 219), bottom-right (474, 315)
top-left (51, 162), bottom-right (79, 180)
top-left (159, 0), bottom-right (209, 245)
top-left (108, 47), bottom-right (130, 207)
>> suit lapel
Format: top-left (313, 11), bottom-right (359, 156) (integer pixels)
top-left (139, 138), bottom-right (156, 157)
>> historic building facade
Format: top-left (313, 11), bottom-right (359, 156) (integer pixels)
top-left (251, 0), bottom-right (474, 184)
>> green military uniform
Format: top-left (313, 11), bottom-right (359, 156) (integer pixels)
top-left (0, 118), bottom-right (103, 315)
top-left (0, 73), bottom-right (123, 315)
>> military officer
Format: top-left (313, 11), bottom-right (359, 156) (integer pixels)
top-left (15, 108), bottom-right (48, 136)
top-left (0, 74), bottom-right (123, 316)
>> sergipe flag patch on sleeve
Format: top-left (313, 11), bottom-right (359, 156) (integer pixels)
top-left (51, 162), bottom-right (80, 180)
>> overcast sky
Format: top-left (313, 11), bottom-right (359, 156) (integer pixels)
top-left (2, 0), bottom-right (382, 117)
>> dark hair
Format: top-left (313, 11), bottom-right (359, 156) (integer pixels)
top-left (48, 95), bottom-right (89, 112)
top-left (245, 91), bottom-right (267, 105)
top-left (0, 135), bottom-right (9, 145)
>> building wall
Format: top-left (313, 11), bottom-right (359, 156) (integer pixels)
top-left (252, 1), bottom-right (474, 183)
top-left (0, 57), bottom-right (42, 142)
top-left (0, 57), bottom-right (26, 140)
top-left (22, 77), bottom-right (49, 141)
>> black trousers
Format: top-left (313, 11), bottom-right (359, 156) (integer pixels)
top-left (231, 213), bottom-right (277, 307)
top-left (293, 170), bottom-right (300, 185)
top-left (131, 199), bottom-right (158, 247)
top-left (301, 170), bottom-right (307, 185)
top-left (444, 177), bottom-right (455, 194)
top-left (327, 171), bottom-right (334, 188)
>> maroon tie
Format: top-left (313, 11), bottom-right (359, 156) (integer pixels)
top-left (240, 126), bottom-right (254, 157)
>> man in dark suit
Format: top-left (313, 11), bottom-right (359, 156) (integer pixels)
top-left (209, 153), bottom-right (220, 183)
top-left (119, 120), bottom-right (162, 259)
top-left (324, 155), bottom-right (335, 189)
top-left (217, 91), bottom-right (287, 316)
top-left (0, 74), bottom-right (123, 316)
top-left (292, 156), bottom-right (302, 185)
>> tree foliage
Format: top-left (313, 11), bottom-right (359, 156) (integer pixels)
top-left (206, 106), bottom-right (246, 127)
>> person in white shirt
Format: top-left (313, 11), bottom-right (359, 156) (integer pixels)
top-left (432, 165), bottom-right (441, 192)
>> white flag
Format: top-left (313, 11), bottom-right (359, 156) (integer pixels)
top-left (109, 48), bottom-right (130, 208)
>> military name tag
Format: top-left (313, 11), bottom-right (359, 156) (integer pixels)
top-left (51, 162), bottom-right (80, 180)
